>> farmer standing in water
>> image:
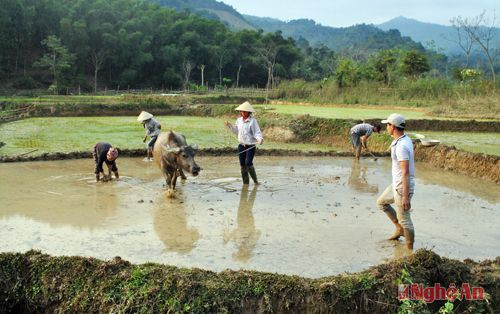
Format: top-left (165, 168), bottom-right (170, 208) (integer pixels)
top-left (93, 142), bottom-right (119, 182)
top-left (376, 113), bottom-right (415, 250)
top-left (225, 101), bottom-right (264, 185)
top-left (349, 123), bottom-right (381, 159)
top-left (137, 111), bottom-right (161, 161)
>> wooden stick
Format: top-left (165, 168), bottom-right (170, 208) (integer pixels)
top-left (18, 149), bottom-right (39, 156)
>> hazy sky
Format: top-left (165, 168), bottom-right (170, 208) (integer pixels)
top-left (220, 0), bottom-right (499, 27)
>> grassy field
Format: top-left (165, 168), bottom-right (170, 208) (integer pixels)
top-left (0, 116), bottom-right (334, 156)
top-left (0, 95), bottom-right (124, 104)
top-left (1, 116), bottom-right (498, 157)
top-left (416, 131), bottom-right (500, 156)
top-left (272, 79), bottom-right (500, 120)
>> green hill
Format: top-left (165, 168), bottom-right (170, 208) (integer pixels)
top-left (150, 0), bottom-right (255, 30)
top-left (244, 15), bottom-right (425, 54)
top-left (378, 16), bottom-right (500, 57)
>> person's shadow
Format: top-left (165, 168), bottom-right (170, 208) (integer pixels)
top-left (348, 159), bottom-right (379, 194)
top-left (154, 193), bottom-right (199, 254)
top-left (223, 186), bottom-right (261, 263)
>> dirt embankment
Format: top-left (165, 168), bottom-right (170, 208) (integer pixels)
top-left (414, 143), bottom-right (500, 183)
top-left (0, 250), bottom-right (497, 313)
top-left (261, 115), bottom-right (500, 183)
top-left (0, 96), bottom-right (265, 119)
top-left (1, 145), bottom-right (498, 183)
top-left (0, 148), bottom-right (369, 163)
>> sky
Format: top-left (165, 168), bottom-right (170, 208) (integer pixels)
top-left (220, 0), bottom-right (500, 27)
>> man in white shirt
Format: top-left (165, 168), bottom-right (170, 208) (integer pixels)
top-left (376, 113), bottom-right (415, 250)
top-left (225, 101), bottom-right (264, 185)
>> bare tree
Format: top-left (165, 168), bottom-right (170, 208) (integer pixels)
top-left (450, 17), bottom-right (476, 67)
top-left (236, 64), bottom-right (242, 88)
top-left (199, 64), bottom-right (205, 87)
top-left (454, 11), bottom-right (499, 84)
top-left (90, 49), bottom-right (106, 93)
top-left (215, 48), bottom-right (231, 87)
top-left (258, 44), bottom-right (278, 90)
top-left (182, 60), bottom-right (193, 90)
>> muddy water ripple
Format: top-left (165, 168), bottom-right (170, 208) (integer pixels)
top-left (0, 157), bottom-right (498, 278)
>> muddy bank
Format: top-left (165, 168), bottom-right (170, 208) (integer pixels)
top-left (260, 114), bottom-right (500, 152)
top-left (0, 96), bottom-right (264, 120)
top-left (414, 143), bottom-right (500, 183)
top-left (0, 249), bottom-right (496, 313)
top-left (0, 148), bottom-right (386, 163)
top-left (1, 145), bottom-right (499, 183)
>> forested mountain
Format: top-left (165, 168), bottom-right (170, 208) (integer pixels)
top-left (150, 0), bottom-right (254, 30)
top-left (244, 15), bottom-right (425, 55)
top-left (0, 0), bottom-right (450, 93)
top-left (152, 1), bottom-right (425, 57)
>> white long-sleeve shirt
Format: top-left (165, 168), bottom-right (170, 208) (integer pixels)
top-left (230, 116), bottom-right (263, 145)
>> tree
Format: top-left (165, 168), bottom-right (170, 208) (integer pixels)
top-left (182, 59), bottom-right (193, 89)
top-left (374, 49), bottom-right (397, 85)
top-left (34, 35), bottom-right (75, 93)
top-left (450, 17), bottom-right (476, 67)
top-left (400, 50), bottom-right (430, 79)
top-left (199, 64), bottom-right (205, 87)
top-left (334, 58), bottom-right (360, 87)
top-left (258, 42), bottom-right (278, 89)
top-left (90, 49), bottom-right (106, 93)
top-left (453, 11), bottom-right (499, 84)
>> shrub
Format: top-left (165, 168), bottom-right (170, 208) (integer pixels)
top-left (12, 76), bottom-right (38, 89)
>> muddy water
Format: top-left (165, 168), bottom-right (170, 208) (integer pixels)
top-left (0, 157), bottom-right (498, 278)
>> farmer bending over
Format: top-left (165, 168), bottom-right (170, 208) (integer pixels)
top-left (225, 101), bottom-right (264, 185)
top-left (137, 111), bottom-right (161, 161)
top-left (350, 123), bottom-right (381, 159)
top-left (93, 142), bottom-right (119, 182)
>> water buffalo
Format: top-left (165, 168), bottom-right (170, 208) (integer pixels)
top-left (153, 131), bottom-right (201, 193)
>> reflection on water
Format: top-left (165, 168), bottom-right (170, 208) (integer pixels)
top-left (348, 159), bottom-right (379, 194)
top-left (223, 186), bottom-right (261, 263)
top-left (416, 163), bottom-right (500, 204)
top-left (154, 193), bottom-right (200, 254)
top-left (0, 166), bottom-right (118, 229)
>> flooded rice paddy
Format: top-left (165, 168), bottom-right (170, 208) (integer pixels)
top-left (0, 157), bottom-right (498, 278)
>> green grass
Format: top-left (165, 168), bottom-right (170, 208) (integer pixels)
top-left (1, 116), bottom-right (497, 157)
top-left (256, 104), bottom-right (431, 120)
top-left (0, 116), bottom-right (333, 156)
top-left (0, 95), bottom-right (124, 104)
top-left (417, 131), bottom-right (500, 156)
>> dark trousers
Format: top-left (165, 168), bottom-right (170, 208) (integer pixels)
top-left (238, 144), bottom-right (256, 167)
top-left (148, 135), bottom-right (158, 149)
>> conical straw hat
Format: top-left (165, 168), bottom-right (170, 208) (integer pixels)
top-left (235, 101), bottom-right (255, 113)
top-left (137, 111), bottom-right (154, 122)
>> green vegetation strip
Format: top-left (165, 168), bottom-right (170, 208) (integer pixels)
top-left (0, 250), bottom-right (496, 313)
top-left (1, 115), bottom-right (499, 157)
top-left (0, 117), bottom-right (334, 157)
